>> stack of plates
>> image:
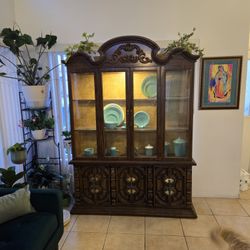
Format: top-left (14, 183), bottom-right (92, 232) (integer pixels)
top-left (141, 75), bottom-right (157, 98)
top-left (103, 103), bottom-right (124, 126)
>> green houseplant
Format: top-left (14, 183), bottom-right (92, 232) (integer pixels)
top-left (7, 142), bottom-right (27, 164)
top-left (164, 28), bottom-right (204, 57)
top-left (0, 166), bottom-right (25, 188)
top-left (23, 111), bottom-right (54, 140)
top-left (0, 26), bottom-right (58, 108)
top-left (65, 32), bottom-right (98, 61)
top-left (62, 130), bottom-right (71, 140)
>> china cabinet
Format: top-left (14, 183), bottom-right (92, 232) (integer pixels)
top-left (65, 36), bottom-right (199, 218)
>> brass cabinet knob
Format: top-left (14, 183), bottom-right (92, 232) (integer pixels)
top-left (90, 176), bottom-right (99, 182)
top-left (164, 178), bottom-right (174, 184)
top-left (127, 188), bottom-right (136, 194)
top-left (126, 176), bottom-right (136, 183)
top-left (90, 188), bottom-right (100, 194)
top-left (164, 190), bottom-right (174, 196)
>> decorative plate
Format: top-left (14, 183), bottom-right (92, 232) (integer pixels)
top-left (141, 75), bottom-right (157, 98)
top-left (134, 111), bottom-right (150, 128)
top-left (103, 103), bottom-right (124, 126)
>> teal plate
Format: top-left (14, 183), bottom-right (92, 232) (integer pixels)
top-left (141, 75), bottom-right (157, 98)
top-left (134, 111), bottom-right (150, 128)
top-left (104, 103), bottom-right (124, 126)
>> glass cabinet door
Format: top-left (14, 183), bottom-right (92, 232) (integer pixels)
top-left (102, 72), bottom-right (127, 158)
top-left (70, 73), bottom-right (97, 158)
top-left (164, 70), bottom-right (191, 158)
top-left (133, 71), bottom-right (158, 158)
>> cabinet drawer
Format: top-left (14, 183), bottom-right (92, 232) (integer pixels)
top-left (75, 166), bottom-right (110, 206)
top-left (154, 166), bottom-right (186, 208)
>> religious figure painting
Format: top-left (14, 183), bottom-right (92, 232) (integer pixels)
top-left (199, 57), bottom-right (242, 109)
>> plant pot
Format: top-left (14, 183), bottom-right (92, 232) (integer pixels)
top-left (22, 84), bottom-right (50, 108)
top-left (63, 139), bottom-right (71, 148)
top-left (10, 150), bottom-right (27, 164)
top-left (31, 129), bottom-right (46, 140)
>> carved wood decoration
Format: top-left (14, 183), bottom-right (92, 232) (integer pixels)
top-left (155, 167), bottom-right (186, 208)
top-left (79, 167), bottom-right (110, 205)
top-left (116, 166), bottom-right (146, 205)
top-left (107, 43), bottom-right (152, 64)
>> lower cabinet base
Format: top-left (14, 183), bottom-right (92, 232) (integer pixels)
top-left (71, 205), bottom-right (197, 218)
top-left (72, 163), bottom-right (197, 218)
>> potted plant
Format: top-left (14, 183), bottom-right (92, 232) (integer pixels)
top-left (23, 111), bottom-right (54, 140)
top-left (62, 130), bottom-right (71, 140)
top-left (62, 130), bottom-right (71, 148)
top-left (0, 26), bottom-right (58, 108)
top-left (65, 32), bottom-right (98, 61)
top-left (0, 166), bottom-right (25, 188)
top-left (27, 164), bottom-right (63, 189)
top-left (7, 142), bottom-right (27, 164)
top-left (164, 28), bottom-right (204, 56)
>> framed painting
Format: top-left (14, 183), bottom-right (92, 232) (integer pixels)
top-left (199, 56), bottom-right (242, 109)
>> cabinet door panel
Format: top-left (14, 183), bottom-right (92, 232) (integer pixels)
top-left (70, 73), bottom-right (98, 158)
top-left (102, 72), bottom-right (128, 158)
top-left (115, 166), bottom-right (146, 205)
top-left (77, 166), bottom-right (110, 205)
top-left (154, 167), bottom-right (186, 208)
top-left (164, 70), bottom-right (192, 158)
top-left (133, 71), bottom-right (158, 158)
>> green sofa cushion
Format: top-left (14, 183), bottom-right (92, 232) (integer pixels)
top-left (0, 212), bottom-right (57, 250)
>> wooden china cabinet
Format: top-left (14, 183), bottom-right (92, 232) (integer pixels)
top-left (65, 36), bottom-right (199, 218)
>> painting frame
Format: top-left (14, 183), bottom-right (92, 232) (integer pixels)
top-left (199, 56), bottom-right (242, 109)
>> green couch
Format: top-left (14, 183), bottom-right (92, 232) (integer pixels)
top-left (0, 188), bottom-right (64, 250)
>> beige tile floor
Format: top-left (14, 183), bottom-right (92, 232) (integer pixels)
top-left (59, 190), bottom-right (250, 250)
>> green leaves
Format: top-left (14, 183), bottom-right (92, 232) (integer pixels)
top-left (23, 111), bottom-right (54, 130)
top-left (0, 167), bottom-right (25, 188)
top-left (0, 26), bottom-right (58, 85)
top-left (165, 28), bottom-right (204, 57)
top-left (36, 34), bottom-right (57, 49)
top-left (65, 32), bottom-right (98, 60)
top-left (7, 143), bottom-right (25, 155)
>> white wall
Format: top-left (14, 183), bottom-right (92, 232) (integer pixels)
top-left (9, 0), bottom-right (250, 197)
top-left (0, 0), bottom-right (15, 28)
top-left (242, 117), bottom-right (250, 172)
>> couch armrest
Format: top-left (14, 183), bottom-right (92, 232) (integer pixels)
top-left (30, 189), bottom-right (64, 230)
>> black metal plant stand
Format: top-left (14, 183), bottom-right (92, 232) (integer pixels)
top-left (18, 91), bottom-right (62, 189)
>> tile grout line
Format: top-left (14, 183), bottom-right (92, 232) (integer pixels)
top-left (238, 199), bottom-right (250, 217)
top-left (102, 216), bottom-right (112, 250)
top-left (180, 218), bottom-right (189, 250)
top-left (60, 231), bottom-right (70, 250)
top-left (205, 197), bottom-right (250, 218)
top-left (60, 215), bottom-right (79, 249)
top-left (202, 198), bottom-right (213, 215)
top-left (69, 214), bottom-right (79, 232)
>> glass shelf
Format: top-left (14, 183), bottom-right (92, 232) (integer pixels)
top-left (74, 128), bottom-right (96, 131)
top-left (72, 99), bottom-right (95, 102)
top-left (104, 128), bottom-right (127, 132)
top-left (165, 127), bottom-right (189, 131)
top-left (134, 128), bottom-right (156, 132)
top-left (165, 96), bottom-right (189, 101)
top-left (134, 99), bottom-right (157, 103)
